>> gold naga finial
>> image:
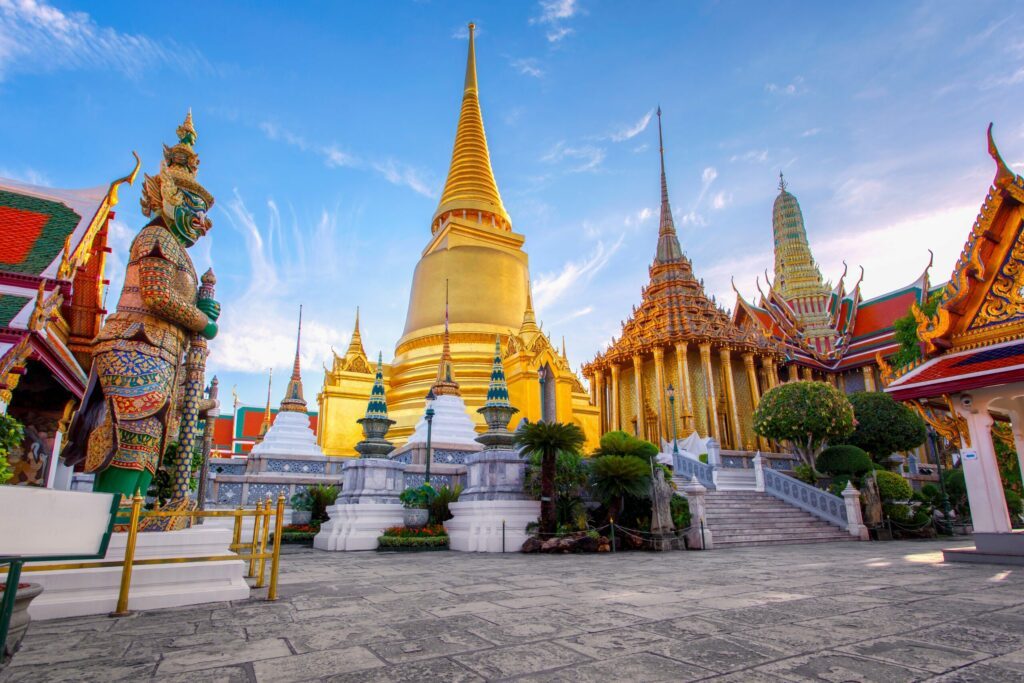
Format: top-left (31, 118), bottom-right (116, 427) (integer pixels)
top-left (177, 108), bottom-right (197, 146)
top-left (987, 123), bottom-right (1015, 188)
top-left (465, 23), bottom-right (477, 92)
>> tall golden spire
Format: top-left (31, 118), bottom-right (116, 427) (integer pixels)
top-left (432, 22), bottom-right (511, 233)
top-left (256, 368), bottom-right (273, 442)
top-left (520, 282), bottom-right (540, 335)
top-left (345, 306), bottom-right (365, 357)
top-left (655, 107), bottom-right (684, 264)
top-left (431, 280), bottom-right (461, 397)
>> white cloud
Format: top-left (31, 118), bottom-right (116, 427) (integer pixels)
top-left (541, 141), bottom-right (605, 172)
top-left (729, 149), bottom-right (769, 163)
top-left (609, 109), bottom-right (654, 142)
top-left (800, 128), bottom-right (822, 138)
top-left (322, 145), bottom-right (357, 169)
top-left (531, 0), bottom-right (578, 42)
top-left (0, 166), bottom-right (50, 186)
top-left (765, 76), bottom-right (805, 96)
top-left (623, 207), bottom-right (655, 228)
top-left (679, 211), bottom-right (706, 227)
top-left (371, 159), bottom-right (437, 198)
top-left (534, 235), bottom-right (624, 311)
top-left (545, 26), bottom-right (574, 42)
top-left (510, 58), bottom-right (543, 78)
top-left (981, 66), bottom-right (1024, 90)
top-left (711, 191), bottom-right (732, 210)
top-left (702, 167), bottom-right (718, 184)
top-left (0, 0), bottom-right (211, 80)
top-left (260, 121), bottom-right (357, 170)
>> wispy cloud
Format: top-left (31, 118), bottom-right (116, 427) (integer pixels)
top-left (765, 76), bottom-right (805, 96)
top-left (510, 57), bottom-right (543, 78)
top-left (729, 149), bottom-right (769, 163)
top-left (531, 0), bottom-right (579, 42)
top-left (608, 108), bottom-right (655, 142)
top-left (0, 0), bottom-right (213, 80)
top-left (534, 234), bottom-right (624, 311)
top-left (623, 207), bottom-right (655, 229)
top-left (260, 120), bottom-right (435, 196)
top-left (711, 191), bottom-right (732, 210)
top-left (541, 141), bottom-right (605, 172)
top-left (800, 128), bottom-right (822, 138)
top-left (0, 166), bottom-right (50, 186)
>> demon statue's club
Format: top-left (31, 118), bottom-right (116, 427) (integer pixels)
top-left (64, 112), bottom-right (220, 521)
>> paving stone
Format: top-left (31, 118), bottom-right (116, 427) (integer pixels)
top-left (515, 651), bottom-right (712, 682)
top-left (370, 631), bottom-right (496, 664)
top-left (757, 651), bottom-right (932, 681)
top-left (153, 665), bottom-right (251, 682)
top-left (155, 637), bottom-right (293, 674)
top-left (908, 621), bottom-right (1024, 655)
top-left (927, 663), bottom-right (1024, 683)
top-left (648, 634), bottom-right (788, 673)
top-left (326, 657), bottom-right (483, 682)
top-left (837, 636), bottom-right (988, 674)
top-left (251, 646), bottom-right (383, 682)
top-left (453, 640), bottom-right (591, 679)
top-left (0, 657), bottom-right (157, 682)
top-left (248, 619), bottom-right (402, 653)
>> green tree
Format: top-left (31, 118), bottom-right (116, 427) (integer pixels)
top-left (846, 392), bottom-right (926, 464)
top-left (593, 430), bottom-right (658, 461)
top-left (590, 455), bottom-right (651, 523)
top-left (816, 445), bottom-right (873, 477)
top-left (514, 421), bottom-right (586, 537)
top-left (0, 413), bottom-right (24, 485)
top-left (753, 381), bottom-right (855, 466)
top-left (524, 449), bottom-right (589, 530)
top-left (890, 293), bottom-right (942, 368)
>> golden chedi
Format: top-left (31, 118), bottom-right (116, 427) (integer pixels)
top-left (318, 24), bottom-right (599, 456)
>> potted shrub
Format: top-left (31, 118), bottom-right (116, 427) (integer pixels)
top-left (0, 581), bottom-right (43, 668)
top-left (289, 489), bottom-right (314, 525)
top-left (399, 483), bottom-right (436, 528)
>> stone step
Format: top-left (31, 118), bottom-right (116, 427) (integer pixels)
top-left (714, 536), bottom-right (856, 547)
top-left (708, 521), bottom-right (839, 531)
top-left (713, 530), bottom-right (851, 543)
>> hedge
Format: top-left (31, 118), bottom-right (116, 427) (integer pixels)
top-left (377, 535), bottom-right (449, 549)
top-left (816, 445), bottom-right (873, 476)
top-left (873, 470), bottom-right (913, 502)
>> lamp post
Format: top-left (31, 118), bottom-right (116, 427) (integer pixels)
top-left (667, 383), bottom-right (679, 456)
top-left (424, 389), bottom-right (435, 484)
top-left (927, 426), bottom-right (953, 535)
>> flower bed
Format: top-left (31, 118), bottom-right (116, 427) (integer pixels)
top-left (377, 524), bottom-right (449, 551)
top-left (272, 523), bottom-right (320, 544)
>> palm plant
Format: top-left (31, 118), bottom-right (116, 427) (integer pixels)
top-left (590, 455), bottom-right (651, 523)
top-left (513, 421), bottom-right (585, 537)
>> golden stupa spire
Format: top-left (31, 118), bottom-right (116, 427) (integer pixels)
top-left (346, 306), bottom-right (365, 356)
top-left (280, 306), bottom-right (308, 413)
top-left (432, 280), bottom-right (461, 397)
top-left (520, 282), bottom-right (540, 335)
top-left (432, 22), bottom-right (511, 233)
top-left (256, 368), bottom-right (273, 442)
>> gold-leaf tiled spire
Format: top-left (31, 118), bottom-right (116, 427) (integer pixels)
top-left (432, 22), bottom-right (512, 233)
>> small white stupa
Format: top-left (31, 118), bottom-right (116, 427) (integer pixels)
top-left (248, 306), bottom-right (326, 467)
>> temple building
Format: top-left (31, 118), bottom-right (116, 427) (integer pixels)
top-left (582, 110), bottom-right (784, 451)
top-left (317, 24), bottom-right (598, 456)
top-left (885, 127), bottom-right (1024, 563)
top-left (0, 161), bottom-right (139, 485)
top-left (733, 174), bottom-right (942, 391)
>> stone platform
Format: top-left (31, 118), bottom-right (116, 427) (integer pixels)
top-left (8, 539), bottom-right (1024, 681)
top-left (943, 530), bottom-right (1024, 566)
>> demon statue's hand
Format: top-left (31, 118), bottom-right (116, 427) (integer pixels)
top-left (197, 297), bottom-right (221, 322)
top-left (201, 320), bottom-right (219, 340)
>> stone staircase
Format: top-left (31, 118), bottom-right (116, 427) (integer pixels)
top-left (703, 490), bottom-right (854, 547)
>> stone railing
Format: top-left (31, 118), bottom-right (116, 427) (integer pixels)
top-left (672, 451), bottom-right (716, 491)
top-left (762, 467), bottom-right (848, 529)
top-left (719, 450), bottom-right (799, 471)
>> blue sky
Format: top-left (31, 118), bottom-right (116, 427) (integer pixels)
top-left (2, 0), bottom-right (1022, 411)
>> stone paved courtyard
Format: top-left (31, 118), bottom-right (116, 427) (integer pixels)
top-left (4, 539), bottom-right (1024, 682)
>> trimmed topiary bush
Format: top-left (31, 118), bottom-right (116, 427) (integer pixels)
top-left (846, 392), bottom-right (926, 463)
top-left (753, 381), bottom-right (855, 465)
top-left (816, 445), bottom-right (873, 477)
top-left (874, 470), bottom-right (913, 502)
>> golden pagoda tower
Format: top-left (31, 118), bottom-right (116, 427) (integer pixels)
top-left (318, 24), bottom-right (599, 455)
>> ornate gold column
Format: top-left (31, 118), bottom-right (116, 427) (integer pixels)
top-left (743, 352), bottom-right (769, 452)
top-left (699, 343), bottom-right (720, 441)
top-left (765, 357), bottom-right (778, 390)
top-left (594, 370), bottom-right (606, 434)
top-left (838, 372), bottom-right (847, 393)
top-left (720, 348), bottom-right (742, 450)
top-left (674, 342), bottom-right (694, 434)
top-left (632, 354), bottom-right (645, 440)
top-left (610, 363), bottom-right (621, 431)
top-left (788, 364), bottom-right (799, 382)
top-left (862, 365), bottom-right (876, 392)
top-left (653, 347), bottom-right (667, 442)
top-left (802, 366), bottom-right (813, 382)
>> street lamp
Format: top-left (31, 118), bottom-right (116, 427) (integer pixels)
top-left (926, 426), bottom-right (953, 534)
top-left (424, 388), bottom-right (435, 484)
top-left (667, 383), bottom-right (680, 456)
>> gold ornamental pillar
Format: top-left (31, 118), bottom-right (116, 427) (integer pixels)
top-left (743, 352), bottom-right (769, 451)
top-left (632, 354), bottom-right (645, 440)
top-left (765, 357), bottom-right (778, 390)
top-left (653, 347), bottom-right (667, 442)
top-left (787, 364), bottom-right (799, 382)
top-left (674, 342), bottom-right (694, 434)
top-left (699, 343), bottom-right (720, 441)
top-left (802, 366), bottom-right (813, 382)
top-left (720, 348), bottom-right (742, 450)
top-left (610, 363), bottom-right (621, 431)
top-left (594, 370), bottom-right (606, 434)
top-left (862, 365), bottom-right (877, 392)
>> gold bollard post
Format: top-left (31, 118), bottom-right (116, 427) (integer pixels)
top-left (248, 500), bottom-right (263, 577)
top-left (231, 506), bottom-right (243, 551)
top-left (256, 496), bottom-right (272, 588)
top-left (268, 494), bottom-right (285, 601)
top-left (112, 491), bottom-right (144, 616)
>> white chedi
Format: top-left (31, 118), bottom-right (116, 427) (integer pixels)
top-left (250, 411), bottom-right (324, 458)
top-left (407, 394), bottom-right (478, 448)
